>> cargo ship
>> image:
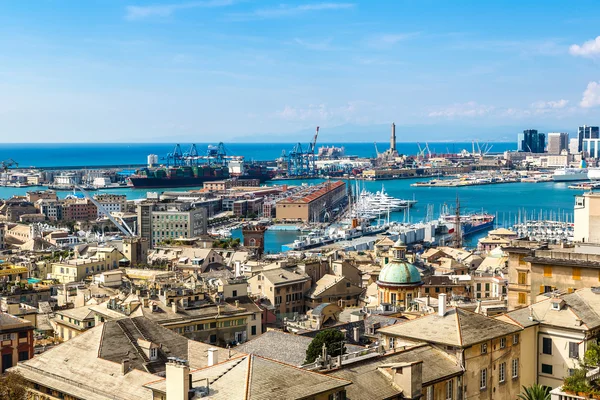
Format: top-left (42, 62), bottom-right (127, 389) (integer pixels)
top-left (128, 163), bottom-right (275, 188)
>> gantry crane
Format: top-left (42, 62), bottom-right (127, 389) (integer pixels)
top-left (0, 159), bottom-right (18, 172)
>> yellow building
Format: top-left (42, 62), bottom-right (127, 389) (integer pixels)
top-left (376, 239), bottom-right (423, 309)
top-left (378, 296), bottom-right (523, 400)
top-left (51, 247), bottom-right (124, 283)
top-left (0, 264), bottom-right (28, 281)
top-left (506, 242), bottom-right (600, 310)
top-left (499, 288), bottom-right (600, 388)
top-left (53, 305), bottom-right (96, 341)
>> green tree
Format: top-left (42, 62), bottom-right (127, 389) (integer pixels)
top-left (517, 384), bottom-right (550, 400)
top-left (304, 329), bottom-right (346, 364)
top-left (0, 371), bottom-right (28, 400)
top-left (584, 342), bottom-right (600, 367)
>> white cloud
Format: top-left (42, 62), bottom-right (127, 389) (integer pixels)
top-left (581, 81), bottom-right (600, 108)
top-left (293, 38), bottom-right (333, 51)
top-left (569, 36), bottom-right (600, 58)
top-left (531, 99), bottom-right (569, 110)
top-left (276, 101), bottom-right (367, 123)
top-left (229, 3), bottom-right (354, 20)
top-left (125, 0), bottom-right (233, 21)
top-left (428, 102), bottom-right (495, 118)
top-left (364, 32), bottom-right (420, 49)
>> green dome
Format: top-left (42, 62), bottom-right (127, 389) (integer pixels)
top-left (377, 259), bottom-right (422, 286)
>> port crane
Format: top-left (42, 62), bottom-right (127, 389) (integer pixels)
top-left (164, 143), bottom-right (242, 167)
top-left (0, 159), bottom-right (18, 172)
top-left (74, 185), bottom-right (135, 237)
top-left (286, 126), bottom-right (320, 177)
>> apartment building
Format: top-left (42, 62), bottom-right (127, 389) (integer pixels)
top-left (248, 266), bottom-right (311, 317)
top-left (51, 247), bottom-right (125, 283)
top-left (63, 198), bottom-right (97, 221)
top-left (498, 288), bottom-right (600, 388)
top-left (136, 201), bottom-right (208, 247)
top-left (53, 305), bottom-right (96, 341)
top-left (378, 294), bottom-right (523, 400)
top-left (0, 312), bottom-right (34, 373)
top-left (94, 193), bottom-right (127, 217)
top-left (506, 241), bottom-right (600, 310)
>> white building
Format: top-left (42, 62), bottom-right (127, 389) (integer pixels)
top-left (93, 194), bottom-right (127, 218)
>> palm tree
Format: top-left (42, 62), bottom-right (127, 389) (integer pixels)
top-left (517, 384), bottom-right (551, 400)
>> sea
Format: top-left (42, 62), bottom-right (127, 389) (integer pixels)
top-left (0, 142), bottom-right (579, 253)
top-left (0, 142), bottom-right (517, 167)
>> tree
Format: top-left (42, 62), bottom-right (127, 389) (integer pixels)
top-left (0, 371), bottom-right (28, 400)
top-left (304, 329), bottom-right (346, 364)
top-left (517, 384), bottom-right (550, 400)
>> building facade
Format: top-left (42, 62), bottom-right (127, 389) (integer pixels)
top-left (578, 125), bottom-right (599, 153)
top-left (0, 312), bottom-right (34, 373)
top-left (547, 132), bottom-right (569, 155)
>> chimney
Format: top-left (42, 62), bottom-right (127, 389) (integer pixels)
top-left (234, 261), bottom-right (242, 277)
top-left (353, 327), bottom-right (360, 343)
top-left (171, 301), bottom-right (177, 314)
top-left (121, 358), bottom-right (130, 375)
top-left (389, 361), bottom-right (423, 400)
top-left (136, 289), bottom-right (141, 296)
top-left (166, 359), bottom-right (190, 400)
top-left (438, 293), bottom-right (447, 317)
top-left (425, 295), bottom-right (430, 307)
top-left (208, 348), bottom-right (218, 366)
top-left (235, 300), bottom-right (239, 308)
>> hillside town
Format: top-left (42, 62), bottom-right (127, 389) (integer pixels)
top-left (0, 184), bottom-right (599, 399)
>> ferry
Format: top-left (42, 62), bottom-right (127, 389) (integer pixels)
top-left (588, 168), bottom-right (600, 181)
top-left (552, 167), bottom-right (589, 182)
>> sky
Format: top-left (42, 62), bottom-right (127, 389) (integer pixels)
top-left (1, 1), bottom-right (600, 143)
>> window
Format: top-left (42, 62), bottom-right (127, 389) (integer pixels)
top-left (149, 348), bottom-right (157, 359)
top-left (485, 283), bottom-right (490, 291)
top-left (512, 359), bottom-right (519, 378)
top-left (500, 337), bottom-right (506, 349)
top-left (541, 364), bottom-right (553, 375)
top-left (518, 272), bottom-right (527, 285)
top-left (18, 351), bottom-right (29, 361)
top-left (391, 293), bottom-right (397, 304)
top-left (499, 362), bottom-right (506, 383)
top-left (232, 290), bottom-right (238, 297)
top-left (209, 334), bottom-right (217, 343)
top-left (513, 334), bottom-right (519, 345)
top-left (251, 326), bottom-right (257, 335)
top-left (573, 267), bottom-right (581, 280)
top-left (481, 343), bottom-right (487, 354)
top-left (480, 368), bottom-right (487, 389)
top-left (476, 283), bottom-right (481, 291)
top-left (543, 266), bottom-right (552, 277)
top-left (542, 337), bottom-right (552, 355)
top-left (518, 293), bottom-right (526, 304)
top-left (569, 342), bottom-right (580, 359)
top-left (18, 331), bottom-right (27, 339)
top-left (427, 386), bottom-right (434, 400)
top-left (251, 314), bottom-right (257, 321)
top-left (446, 379), bottom-right (453, 400)
top-left (389, 337), bottom-right (395, 349)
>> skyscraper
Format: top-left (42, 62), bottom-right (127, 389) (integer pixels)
top-left (578, 125), bottom-right (599, 152)
top-left (547, 132), bottom-right (569, 154)
top-left (518, 129), bottom-right (545, 153)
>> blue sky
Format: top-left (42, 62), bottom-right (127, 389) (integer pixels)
top-left (1, 0), bottom-right (600, 143)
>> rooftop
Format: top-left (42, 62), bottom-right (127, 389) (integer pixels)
top-left (145, 354), bottom-right (351, 399)
top-left (378, 307), bottom-right (521, 347)
top-left (330, 344), bottom-right (463, 400)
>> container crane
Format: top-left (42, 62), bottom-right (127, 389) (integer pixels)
top-left (286, 126), bottom-right (320, 177)
top-left (0, 159), bottom-right (18, 172)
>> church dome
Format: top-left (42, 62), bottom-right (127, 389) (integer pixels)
top-left (377, 238), bottom-right (422, 286)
